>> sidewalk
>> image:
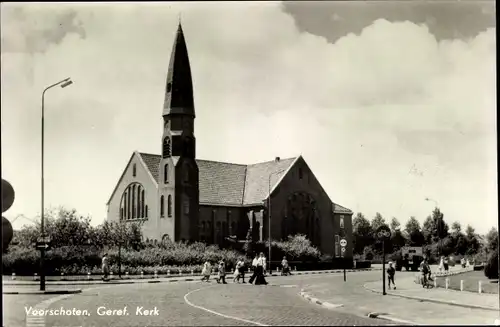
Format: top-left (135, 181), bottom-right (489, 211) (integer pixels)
top-left (364, 275), bottom-right (499, 311)
top-left (3, 267), bottom-right (380, 288)
top-left (301, 273), bottom-right (500, 325)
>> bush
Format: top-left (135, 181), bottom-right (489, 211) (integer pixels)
top-left (484, 249), bottom-right (498, 279)
top-left (363, 246), bottom-right (374, 261)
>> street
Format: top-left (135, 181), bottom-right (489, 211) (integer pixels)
top-left (4, 270), bottom-right (396, 327)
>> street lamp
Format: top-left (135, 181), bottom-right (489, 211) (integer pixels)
top-left (40, 77), bottom-right (73, 291)
top-left (424, 197), bottom-right (441, 260)
top-left (268, 169), bottom-right (286, 274)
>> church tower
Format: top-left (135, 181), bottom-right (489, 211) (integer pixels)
top-left (159, 22), bottom-right (199, 242)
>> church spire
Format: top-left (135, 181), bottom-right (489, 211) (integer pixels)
top-left (163, 21), bottom-right (195, 117)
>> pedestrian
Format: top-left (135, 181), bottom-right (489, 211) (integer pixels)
top-left (387, 261), bottom-right (396, 290)
top-left (201, 260), bottom-right (212, 282)
top-left (443, 256), bottom-right (449, 272)
top-left (438, 256), bottom-right (444, 272)
top-left (216, 259), bottom-right (227, 284)
top-left (254, 252), bottom-right (268, 285)
top-left (248, 254), bottom-right (259, 284)
top-left (281, 256), bottom-right (291, 276)
top-left (101, 253), bottom-right (109, 281)
top-left (262, 255), bottom-right (267, 276)
top-left (233, 258), bottom-right (244, 283)
top-left (461, 257), bottom-right (466, 268)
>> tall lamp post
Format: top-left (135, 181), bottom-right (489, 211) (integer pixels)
top-left (40, 78), bottom-right (73, 291)
top-left (424, 197), bottom-right (441, 259)
top-left (268, 169), bottom-right (286, 274)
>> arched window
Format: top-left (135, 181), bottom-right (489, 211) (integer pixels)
top-left (164, 164), bottom-right (169, 184)
top-left (160, 195), bottom-right (165, 217)
top-left (120, 182), bottom-right (147, 220)
top-left (167, 195), bottom-right (172, 217)
top-left (132, 164), bottom-right (137, 177)
top-left (132, 184), bottom-right (136, 218)
top-left (141, 189), bottom-right (145, 217)
top-left (162, 137), bottom-right (171, 158)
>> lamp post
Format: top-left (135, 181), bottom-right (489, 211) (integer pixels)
top-left (40, 78), bottom-right (73, 291)
top-left (268, 169), bottom-right (286, 274)
top-left (424, 197), bottom-right (441, 259)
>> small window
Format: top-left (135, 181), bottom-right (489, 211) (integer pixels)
top-left (335, 235), bottom-right (340, 244)
top-left (132, 164), bottom-right (137, 177)
top-left (145, 205), bottom-right (148, 218)
top-left (340, 215), bottom-right (344, 229)
top-left (184, 199), bottom-right (189, 214)
top-left (168, 195), bottom-right (172, 217)
top-left (167, 82), bottom-right (172, 93)
top-left (164, 164), bottom-right (169, 184)
top-left (298, 167), bottom-right (303, 180)
top-left (160, 195), bottom-right (165, 217)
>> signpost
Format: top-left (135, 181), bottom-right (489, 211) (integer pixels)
top-left (376, 225), bottom-right (392, 295)
top-left (340, 238), bottom-right (347, 281)
top-left (2, 179), bottom-right (15, 252)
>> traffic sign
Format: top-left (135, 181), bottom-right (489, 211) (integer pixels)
top-left (340, 239), bottom-right (347, 247)
top-left (2, 216), bottom-right (13, 250)
top-left (36, 242), bottom-right (50, 250)
top-left (341, 247), bottom-right (346, 253)
top-left (37, 236), bottom-right (51, 243)
top-left (2, 179), bottom-right (15, 213)
top-left (376, 225), bottom-right (392, 240)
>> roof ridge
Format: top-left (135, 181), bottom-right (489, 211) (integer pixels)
top-left (241, 165), bottom-right (248, 205)
top-left (246, 156), bottom-right (298, 167)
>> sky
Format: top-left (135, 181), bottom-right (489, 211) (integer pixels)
top-left (1, 1), bottom-right (496, 234)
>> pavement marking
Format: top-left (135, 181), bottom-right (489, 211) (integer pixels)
top-left (367, 312), bottom-right (420, 325)
top-left (183, 284), bottom-right (269, 326)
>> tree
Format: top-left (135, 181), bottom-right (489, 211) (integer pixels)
top-left (390, 217), bottom-right (401, 233)
top-left (451, 221), bottom-right (462, 234)
top-left (371, 212), bottom-right (388, 232)
top-left (486, 227), bottom-right (498, 253)
top-left (465, 225), bottom-right (480, 255)
top-left (353, 213), bottom-right (373, 255)
top-left (422, 208), bottom-right (448, 246)
top-left (405, 216), bottom-right (425, 246)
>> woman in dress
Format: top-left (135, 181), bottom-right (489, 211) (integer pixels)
top-left (201, 260), bottom-right (212, 282)
top-left (233, 258), bottom-right (246, 283)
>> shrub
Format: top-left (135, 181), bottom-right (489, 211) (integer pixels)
top-left (363, 246), bottom-right (374, 261)
top-left (484, 249), bottom-right (498, 279)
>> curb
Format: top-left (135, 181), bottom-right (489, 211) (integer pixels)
top-left (299, 289), bottom-right (343, 309)
top-left (363, 282), bottom-right (499, 312)
top-left (3, 289), bottom-right (82, 295)
top-left (367, 312), bottom-right (419, 325)
top-left (3, 268), bottom-right (380, 286)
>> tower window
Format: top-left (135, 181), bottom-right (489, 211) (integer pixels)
top-left (167, 82), bottom-right (172, 93)
top-left (340, 215), bottom-right (345, 229)
top-left (162, 137), bottom-right (171, 158)
top-left (183, 199), bottom-right (189, 215)
top-left (132, 164), bottom-right (137, 177)
top-left (168, 195), bottom-right (172, 217)
top-left (160, 195), bottom-right (165, 217)
top-left (298, 168), bottom-right (303, 180)
top-left (164, 164), bottom-right (169, 184)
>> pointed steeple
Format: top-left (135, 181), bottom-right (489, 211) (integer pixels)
top-left (163, 21), bottom-right (195, 117)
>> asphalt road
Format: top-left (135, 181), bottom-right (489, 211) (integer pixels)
top-left (4, 270), bottom-right (395, 327)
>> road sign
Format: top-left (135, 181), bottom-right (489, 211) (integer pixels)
top-left (341, 247), bottom-right (346, 253)
top-left (340, 239), bottom-right (347, 247)
top-left (37, 236), bottom-right (51, 243)
top-left (2, 179), bottom-right (15, 213)
top-left (376, 225), bottom-right (392, 240)
top-left (2, 216), bottom-right (13, 250)
top-left (36, 242), bottom-right (50, 250)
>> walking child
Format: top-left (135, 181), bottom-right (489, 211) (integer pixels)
top-left (387, 261), bottom-right (396, 290)
top-left (216, 259), bottom-right (227, 284)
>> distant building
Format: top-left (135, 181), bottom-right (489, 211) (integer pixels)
top-left (106, 23), bottom-right (353, 259)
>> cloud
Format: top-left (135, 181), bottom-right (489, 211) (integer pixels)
top-left (1, 4), bottom-right (86, 54)
top-left (1, 3), bottom-right (496, 233)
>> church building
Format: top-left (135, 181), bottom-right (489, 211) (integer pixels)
top-left (106, 23), bottom-right (354, 259)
